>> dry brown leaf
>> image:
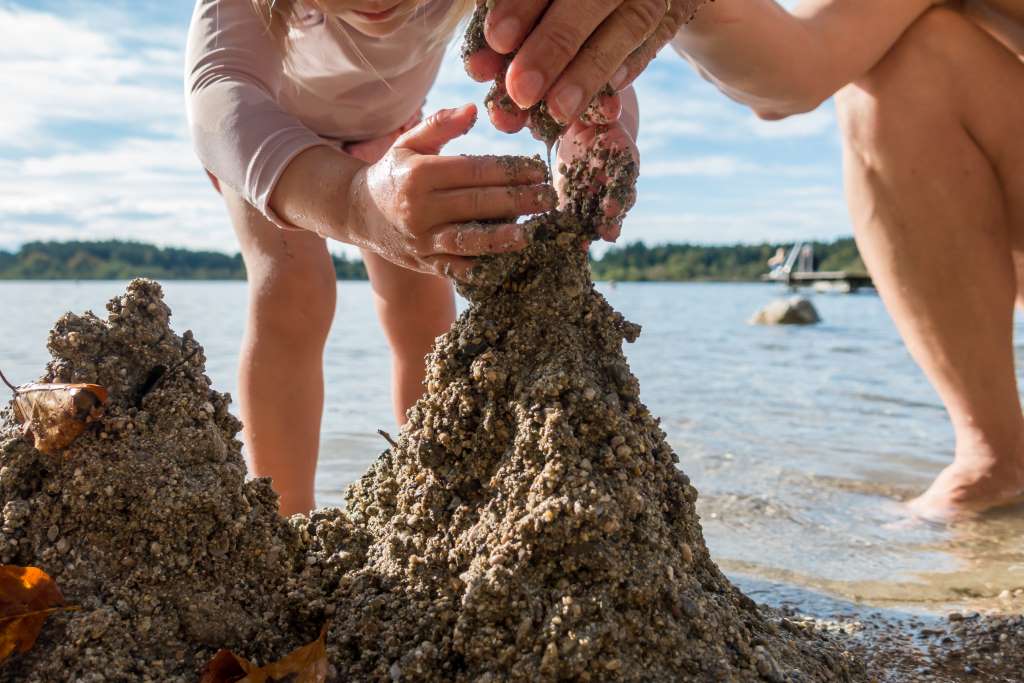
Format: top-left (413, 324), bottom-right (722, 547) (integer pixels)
top-left (0, 566), bottom-right (67, 662)
top-left (1, 370), bottom-right (107, 455)
top-left (199, 625), bottom-right (328, 683)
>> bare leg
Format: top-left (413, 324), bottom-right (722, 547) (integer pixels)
top-left (836, 8), bottom-right (1024, 520)
top-left (224, 187), bottom-right (337, 516)
top-left (362, 251), bottom-right (456, 425)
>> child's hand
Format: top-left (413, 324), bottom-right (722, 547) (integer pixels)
top-left (347, 104), bottom-right (555, 279)
top-left (555, 119), bottom-right (638, 242)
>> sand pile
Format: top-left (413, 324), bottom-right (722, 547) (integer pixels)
top-left (2, 150), bottom-right (863, 680)
top-left (313, 147), bottom-right (863, 679)
top-left (0, 280), bottom-right (323, 681)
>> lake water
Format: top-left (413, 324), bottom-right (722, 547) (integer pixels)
top-left (2, 280), bottom-right (1023, 615)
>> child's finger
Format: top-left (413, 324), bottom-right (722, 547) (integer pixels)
top-left (432, 184), bottom-right (556, 224)
top-left (427, 222), bottom-right (529, 257)
top-left (397, 104), bottom-right (478, 155)
top-left (424, 155), bottom-right (547, 191)
top-left (597, 219), bottom-right (623, 243)
top-left (487, 100), bottom-right (529, 133)
top-left (422, 255), bottom-right (478, 281)
top-left (601, 187), bottom-right (636, 220)
top-left (580, 91), bottom-right (622, 126)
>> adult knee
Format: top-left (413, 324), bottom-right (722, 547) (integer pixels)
top-left (836, 7), bottom-right (966, 159)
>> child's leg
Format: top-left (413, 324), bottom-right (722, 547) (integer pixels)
top-left (222, 186), bottom-right (337, 516)
top-left (362, 251), bottom-right (456, 425)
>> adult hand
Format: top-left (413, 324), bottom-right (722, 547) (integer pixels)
top-left (555, 118), bottom-right (638, 242)
top-left (464, 0), bottom-right (709, 128)
top-left (345, 104), bottom-right (556, 279)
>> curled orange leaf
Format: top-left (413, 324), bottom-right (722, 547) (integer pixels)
top-left (1, 370), bottom-right (107, 455)
top-left (200, 625), bottom-right (328, 683)
top-left (0, 566), bottom-right (67, 663)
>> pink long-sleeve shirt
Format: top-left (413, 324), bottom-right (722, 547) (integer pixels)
top-left (185, 0), bottom-right (453, 229)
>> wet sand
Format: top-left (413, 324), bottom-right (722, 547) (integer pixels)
top-left (736, 575), bottom-right (1024, 682)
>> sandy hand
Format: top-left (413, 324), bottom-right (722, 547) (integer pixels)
top-left (345, 104), bottom-right (556, 280)
top-left (463, 0), bottom-right (711, 133)
top-left (555, 119), bottom-right (639, 242)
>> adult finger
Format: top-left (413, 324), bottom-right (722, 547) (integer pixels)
top-left (420, 155), bottom-right (548, 191)
top-left (485, 81), bottom-right (530, 134)
top-left (431, 184), bottom-right (557, 225)
top-left (612, 0), bottom-right (699, 91)
top-left (427, 222), bottom-right (529, 257)
top-left (546, 0), bottom-right (666, 123)
top-left (484, 0), bottom-right (550, 55)
top-left (505, 0), bottom-right (619, 110)
top-left (580, 90), bottom-right (622, 126)
top-left (464, 47), bottom-right (508, 83)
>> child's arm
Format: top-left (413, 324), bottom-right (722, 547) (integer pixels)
top-left (186, 1), bottom-right (551, 278)
top-left (672, 0), bottom-right (942, 118)
top-left (276, 104), bottom-right (554, 279)
top-left (186, 0), bottom-right (333, 230)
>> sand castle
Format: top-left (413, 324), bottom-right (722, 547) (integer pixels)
top-left (0, 157), bottom-right (862, 681)
top-left (0, 7), bottom-right (865, 680)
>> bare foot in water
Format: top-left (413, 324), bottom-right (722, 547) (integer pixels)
top-left (908, 440), bottom-right (1024, 522)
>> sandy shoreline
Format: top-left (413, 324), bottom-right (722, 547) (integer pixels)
top-left (734, 574), bottom-right (1024, 682)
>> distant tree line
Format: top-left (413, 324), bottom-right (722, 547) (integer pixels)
top-left (0, 240), bottom-right (367, 280)
top-left (589, 238), bottom-right (865, 282)
top-left (0, 238), bottom-right (865, 282)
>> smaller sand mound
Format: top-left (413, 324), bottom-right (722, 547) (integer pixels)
top-left (0, 280), bottom-right (322, 681)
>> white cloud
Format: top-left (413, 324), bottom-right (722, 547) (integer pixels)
top-left (643, 156), bottom-right (829, 179)
top-left (0, 7), bottom-right (183, 145)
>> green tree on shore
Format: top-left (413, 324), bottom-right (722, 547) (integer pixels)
top-left (0, 238), bottom-right (864, 282)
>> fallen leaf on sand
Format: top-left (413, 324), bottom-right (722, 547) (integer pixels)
top-left (200, 625), bottom-right (328, 683)
top-left (0, 566), bottom-right (67, 662)
top-left (0, 370), bottom-right (107, 455)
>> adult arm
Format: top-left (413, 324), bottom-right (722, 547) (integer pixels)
top-left (671, 0), bottom-right (942, 118)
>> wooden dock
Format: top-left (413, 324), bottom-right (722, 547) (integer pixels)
top-left (762, 270), bottom-right (873, 292)
top-left (761, 243), bottom-right (873, 293)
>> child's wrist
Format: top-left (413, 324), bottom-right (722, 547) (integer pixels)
top-left (269, 146), bottom-right (365, 241)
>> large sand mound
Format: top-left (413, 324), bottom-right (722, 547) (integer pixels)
top-left (1, 145), bottom-right (862, 681)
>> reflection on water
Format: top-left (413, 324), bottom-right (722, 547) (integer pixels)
top-left (2, 280), bottom-right (1023, 613)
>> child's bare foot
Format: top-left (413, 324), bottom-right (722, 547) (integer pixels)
top-left (908, 442), bottom-right (1024, 522)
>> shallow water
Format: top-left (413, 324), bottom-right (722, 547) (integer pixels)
top-left (2, 280), bottom-right (1022, 614)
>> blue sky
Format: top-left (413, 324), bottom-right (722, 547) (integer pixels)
top-left (0, 0), bottom-right (851, 255)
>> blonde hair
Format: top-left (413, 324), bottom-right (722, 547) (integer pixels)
top-left (251, 0), bottom-right (475, 49)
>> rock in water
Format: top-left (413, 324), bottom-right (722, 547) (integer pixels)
top-left (750, 297), bottom-right (822, 326)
